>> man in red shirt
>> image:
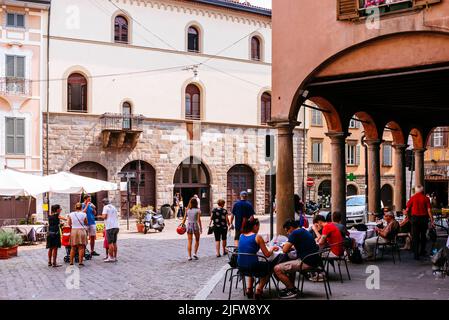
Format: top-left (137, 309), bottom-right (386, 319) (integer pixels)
top-left (313, 215), bottom-right (345, 257)
top-left (404, 185), bottom-right (435, 260)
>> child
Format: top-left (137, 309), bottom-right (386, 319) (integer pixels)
top-left (103, 229), bottom-right (109, 261)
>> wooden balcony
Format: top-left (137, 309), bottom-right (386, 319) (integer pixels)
top-left (100, 113), bottom-right (144, 149)
top-left (308, 163), bottom-right (332, 176)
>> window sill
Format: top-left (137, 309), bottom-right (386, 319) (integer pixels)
top-left (5, 154), bottom-right (26, 158)
top-left (310, 124), bottom-right (324, 128)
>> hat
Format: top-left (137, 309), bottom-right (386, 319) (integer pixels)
top-left (102, 198), bottom-right (110, 205)
top-left (240, 191), bottom-right (248, 197)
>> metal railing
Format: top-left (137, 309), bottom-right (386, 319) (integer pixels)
top-left (0, 77), bottom-right (32, 96)
top-left (100, 113), bottom-right (144, 131)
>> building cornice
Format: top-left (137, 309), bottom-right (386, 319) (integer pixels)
top-left (46, 35), bottom-right (272, 66)
top-left (110, 0), bottom-right (271, 28)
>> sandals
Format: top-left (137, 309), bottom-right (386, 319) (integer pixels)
top-left (216, 254), bottom-right (221, 258)
top-left (48, 262), bottom-right (53, 267)
top-left (193, 255), bottom-right (199, 260)
top-left (52, 263), bottom-right (62, 268)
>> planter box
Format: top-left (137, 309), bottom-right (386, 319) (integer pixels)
top-left (0, 245), bottom-right (18, 259)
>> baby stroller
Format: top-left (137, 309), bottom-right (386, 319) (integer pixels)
top-left (61, 226), bottom-right (92, 263)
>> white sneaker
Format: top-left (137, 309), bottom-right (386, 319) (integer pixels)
top-left (104, 257), bottom-right (114, 263)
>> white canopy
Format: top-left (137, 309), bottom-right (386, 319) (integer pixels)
top-left (43, 171), bottom-right (117, 194)
top-left (0, 169), bottom-right (49, 197)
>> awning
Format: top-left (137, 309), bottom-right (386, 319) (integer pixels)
top-left (43, 172), bottom-right (118, 194)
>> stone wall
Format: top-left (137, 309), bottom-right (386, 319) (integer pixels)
top-left (43, 113), bottom-right (305, 216)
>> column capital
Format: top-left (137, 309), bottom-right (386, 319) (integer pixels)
top-left (413, 148), bottom-right (427, 153)
top-left (325, 132), bottom-right (351, 143)
top-left (272, 120), bottom-right (301, 135)
top-left (392, 144), bottom-right (408, 151)
top-left (364, 139), bottom-right (383, 146)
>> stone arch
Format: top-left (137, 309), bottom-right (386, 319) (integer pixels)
top-left (347, 183), bottom-right (358, 196)
top-left (307, 96), bottom-right (343, 133)
top-left (353, 111), bottom-right (378, 140)
top-left (383, 121), bottom-right (405, 145)
top-left (409, 128), bottom-right (425, 149)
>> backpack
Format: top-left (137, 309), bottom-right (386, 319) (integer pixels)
top-left (349, 247), bottom-right (363, 264)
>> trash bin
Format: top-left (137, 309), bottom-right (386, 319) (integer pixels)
top-left (160, 204), bottom-right (173, 219)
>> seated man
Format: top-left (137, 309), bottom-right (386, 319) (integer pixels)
top-left (274, 220), bottom-right (321, 299)
top-left (364, 211), bottom-right (400, 259)
top-left (332, 211), bottom-right (354, 249)
top-left (313, 215), bottom-right (345, 257)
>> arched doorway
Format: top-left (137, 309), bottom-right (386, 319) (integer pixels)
top-left (70, 161), bottom-right (108, 214)
top-left (347, 184), bottom-right (358, 196)
top-left (318, 180), bottom-right (331, 208)
top-left (173, 157), bottom-right (211, 215)
top-left (227, 165), bottom-right (255, 213)
top-left (120, 161), bottom-right (156, 215)
top-left (381, 184), bottom-right (394, 209)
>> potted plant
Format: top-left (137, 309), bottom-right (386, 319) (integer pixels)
top-left (131, 204), bottom-right (148, 233)
top-left (0, 230), bottom-right (23, 259)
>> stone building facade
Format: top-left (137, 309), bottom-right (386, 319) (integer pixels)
top-left (44, 112), bottom-right (305, 216)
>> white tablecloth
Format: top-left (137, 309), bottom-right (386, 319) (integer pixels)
top-left (349, 229), bottom-right (376, 247)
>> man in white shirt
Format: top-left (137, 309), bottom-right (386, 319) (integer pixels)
top-left (100, 198), bottom-right (119, 263)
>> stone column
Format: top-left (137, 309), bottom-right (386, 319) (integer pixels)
top-left (366, 139), bottom-right (382, 221)
top-left (393, 144), bottom-right (407, 213)
top-left (414, 148), bottom-right (426, 189)
top-left (275, 121), bottom-right (298, 235)
top-left (326, 132), bottom-right (348, 224)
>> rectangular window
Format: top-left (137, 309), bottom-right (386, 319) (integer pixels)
top-left (346, 143), bottom-right (358, 166)
top-left (6, 55), bottom-right (26, 94)
top-left (5, 117), bottom-right (25, 155)
top-left (311, 109), bottom-right (323, 126)
top-left (312, 140), bottom-right (323, 163)
top-left (433, 128), bottom-right (443, 147)
top-left (6, 13), bottom-right (25, 28)
top-left (383, 144), bottom-right (393, 167)
top-left (349, 117), bottom-right (360, 129)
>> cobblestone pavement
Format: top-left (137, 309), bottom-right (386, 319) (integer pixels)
top-left (0, 216), bottom-right (256, 300)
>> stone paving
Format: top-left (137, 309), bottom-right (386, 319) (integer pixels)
top-left (0, 217), bottom-right (232, 300)
top-left (1, 215), bottom-right (448, 300)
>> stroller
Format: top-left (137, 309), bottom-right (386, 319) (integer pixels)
top-left (61, 226), bottom-right (92, 263)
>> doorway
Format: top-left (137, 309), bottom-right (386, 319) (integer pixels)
top-left (70, 161), bottom-right (108, 213)
top-left (173, 157), bottom-right (211, 215)
top-left (381, 184), bottom-right (394, 209)
top-left (425, 180), bottom-right (449, 208)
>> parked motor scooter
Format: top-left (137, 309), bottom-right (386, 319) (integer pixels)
top-left (144, 209), bottom-right (165, 233)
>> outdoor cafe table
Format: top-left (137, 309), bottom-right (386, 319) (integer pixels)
top-left (0, 225), bottom-right (44, 242)
top-left (349, 229), bottom-right (376, 248)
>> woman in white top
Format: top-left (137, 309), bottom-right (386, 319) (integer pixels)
top-left (181, 197), bottom-right (202, 261)
top-left (67, 202), bottom-right (88, 266)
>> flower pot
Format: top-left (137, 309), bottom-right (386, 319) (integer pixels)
top-left (0, 247), bottom-right (9, 259)
top-left (7, 245), bottom-right (18, 257)
top-left (136, 223), bottom-right (145, 233)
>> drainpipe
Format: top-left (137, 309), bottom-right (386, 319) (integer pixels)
top-left (45, 4), bottom-right (51, 216)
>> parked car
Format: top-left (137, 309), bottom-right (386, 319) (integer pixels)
top-left (346, 195), bottom-right (384, 226)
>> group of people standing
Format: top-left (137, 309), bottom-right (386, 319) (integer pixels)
top-left (45, 195), bottom-right (120, 266)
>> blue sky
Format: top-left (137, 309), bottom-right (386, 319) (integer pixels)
top-left (249, 0), bottom-right (272, 9)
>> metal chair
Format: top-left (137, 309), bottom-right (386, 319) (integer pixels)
top-left (225, 251), bottom-right (278, 300)
top-left (323, 242), bottom-right (351, 283)
top-left (223, 246), bottom-right (239, 297)
top-left (374, 234), bottom-right (401, 264)
top-left (35, 225), bottom-right (48, 242)
top-left (296, 247), bottom-right (332, 300)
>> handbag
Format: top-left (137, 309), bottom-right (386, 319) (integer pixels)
top-left (207, 221), bottom-right (214, 235)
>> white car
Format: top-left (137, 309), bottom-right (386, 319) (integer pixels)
top-left (346, 195), bottom-right (384, 226)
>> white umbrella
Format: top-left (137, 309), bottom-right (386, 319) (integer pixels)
top-left (0, 169), bottom-right (49, 196)
top-left (43, 171), bottom-right (117, 194)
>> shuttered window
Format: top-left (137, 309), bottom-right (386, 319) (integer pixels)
top-left (337, 0), bottom-right (359, 20)
top-left (261, 92), bottom-right (271, 125)
top-left (311, 109), bottom-right (323, 126)
top-left (6, 55), bottom-right (25, 78)
top-left (312, 140), bottom-right (323, 163)
top-left (383, 144), bottom-right (393, 167)
top-left (5, 117), bottom-right (25, 155)
top-left (185, 84), bottom-right (201, 120)
top-left (6, 13), bottom-right (25, 28)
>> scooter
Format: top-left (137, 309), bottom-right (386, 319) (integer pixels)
top-left (144, 209), bottom-right (165, 233)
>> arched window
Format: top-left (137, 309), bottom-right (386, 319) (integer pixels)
top-left (188, 26), bottom-right (200, 52)
top-left (67, 73), bottom-right (87, 113)
top-left (185, 84), bottom-right (201, 120)
top-left (114, 15), bottom-right (129, 43)
top-left (261, 92), bottom-right (271, 125)
top-left (122, 101), bottom-right (132, 130)
top-left (251, 36), bottom-right (261, 61)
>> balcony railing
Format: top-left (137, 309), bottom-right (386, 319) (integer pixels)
top-left (100, 113), bottom-right (144, 131)
top-left (100, 113), bottom-right (144, 148)
top-left (0, 77), bottom-right (31, 96)
top-left (308, 163), bottom-right (332, 175)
